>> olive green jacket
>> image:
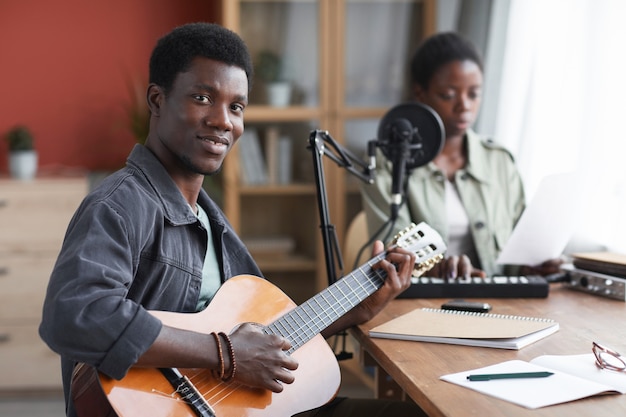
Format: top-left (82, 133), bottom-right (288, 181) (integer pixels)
top-left (361, 129), bottom-right (525, 276)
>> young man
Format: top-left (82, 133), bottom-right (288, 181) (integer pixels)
top-left (40, 23), bottom-right (424, 417)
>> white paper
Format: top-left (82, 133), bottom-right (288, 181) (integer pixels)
top-left (531, 353), bottom-right (626, 393)
top-left (497, 172), bottom-right (586, 265)
top-left (440, 358), bottom-right (623, 409)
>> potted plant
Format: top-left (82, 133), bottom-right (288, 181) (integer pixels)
top-left (4, 125), bottom-right (37, 180)
top-left (125, 76), bottom-right (150, 145)
top-left (256, 50), bottom-right (292, 107)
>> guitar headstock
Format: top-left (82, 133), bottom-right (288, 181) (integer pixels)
top-left (390, 222), bottom-right (447, 277)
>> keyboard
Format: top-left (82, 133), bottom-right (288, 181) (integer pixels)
top-left (398, 275), bottom-right (550, 299)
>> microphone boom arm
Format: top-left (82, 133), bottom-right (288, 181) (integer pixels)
top-left (312, 130), bottom-right (376, 185)
top-left (308, 129), bottom-right (376, 286)
top-left (308, 102), bottom-right (444, 286)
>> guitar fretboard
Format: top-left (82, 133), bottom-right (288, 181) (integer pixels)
top-left (263, 222), bottom-right (446, 354)
top-left (265, 252), bottom-right (387, 353)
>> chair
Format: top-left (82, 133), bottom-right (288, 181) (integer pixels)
top-left (343, 211), bottom-right (370, 272)
top-left (341, 210), bottom-right (409, 400)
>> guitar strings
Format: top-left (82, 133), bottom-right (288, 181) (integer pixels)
top-left (147, 373), bottom-right (234, 407)
top-left (269, 241), bottom-right (439, 349)
top-left (184, 369), bottom-right (243, 407)
top-left (268, 260), bottom-right (386, 351)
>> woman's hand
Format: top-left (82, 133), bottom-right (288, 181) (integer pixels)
top-left (520, 258), bottom-right (565, 276)
top-left (428, 254), bottom-right (486, 280)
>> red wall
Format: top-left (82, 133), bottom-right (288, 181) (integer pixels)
top-left (0, 0), bottom-right (219, 174)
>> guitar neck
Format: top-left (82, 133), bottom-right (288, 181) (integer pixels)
top-left (264, 221), bottom-right (447, 354)
top-left (265, 252), bottom-right (388, 353)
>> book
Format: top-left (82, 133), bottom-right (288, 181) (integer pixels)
top-left (277, 135), bottom-right (292, 184)
top-left (264, 127), bottom-right (279, 185)
top-left (369, 307), bottom-right (559, 350)
top-left (572, 251), bottom-right (626, 278)
top-left (242, 235), bottom-right (295, 259)
top-left (238, 129), bottom-right (267, 185)
top-left (441, 353), bottom-right (626, 409)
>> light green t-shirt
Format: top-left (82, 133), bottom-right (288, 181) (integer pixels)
top-left (193, 204), bottom-right (222, 311)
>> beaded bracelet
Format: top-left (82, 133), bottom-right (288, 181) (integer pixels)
top-left (219, 332), bottom-right (237, 382)
top-left (210, 331), bottom-right (225, 380)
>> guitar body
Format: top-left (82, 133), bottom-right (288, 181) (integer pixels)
top-left (73, 275), bottom-right (341, 417)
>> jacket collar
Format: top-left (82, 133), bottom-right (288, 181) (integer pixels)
top-left (125, 144), bottom-right (201, 226)
top-left (411, 129), bottom-right (492, 184)
top-left (463, 129), bottom-right (492, 184)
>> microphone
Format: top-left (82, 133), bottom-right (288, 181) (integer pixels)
top-left (376, 103), bottom-right (445, 222)
top-left (387, 119), bottom-right (413, 220)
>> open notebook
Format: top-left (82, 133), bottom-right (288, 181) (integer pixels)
top-left (369, 308), bottom-right (559, 350)
top-left (441, 353), bottom-right (626, 409)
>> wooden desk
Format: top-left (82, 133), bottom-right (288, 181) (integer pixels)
top-left (351, 284), bottom-right (626, 416)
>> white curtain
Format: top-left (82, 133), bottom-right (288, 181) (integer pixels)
top-left (488, 0), bottom-right (626, 253)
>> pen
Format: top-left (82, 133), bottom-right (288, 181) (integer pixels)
top-left (467, 371), bottom-right (554, 381)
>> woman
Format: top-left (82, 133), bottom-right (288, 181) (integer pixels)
top-left (362, 32), bottom-right (561, 279)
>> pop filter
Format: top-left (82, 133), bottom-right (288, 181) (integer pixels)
top-left (377, 102), bottom-right (445, 170)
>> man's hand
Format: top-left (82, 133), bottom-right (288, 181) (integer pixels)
top-left (229, 322), bottom-right (299, 392)
top-left (352, 240), bottom-right (417, 322)
top-left (319, 240), bottom-right (416, 338)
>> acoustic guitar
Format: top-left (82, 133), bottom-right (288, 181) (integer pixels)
top-left (71, 222), bottom-right (446, 417)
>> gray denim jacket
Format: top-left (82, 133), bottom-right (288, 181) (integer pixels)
top-left (39, 145), bottom-right (261, 415)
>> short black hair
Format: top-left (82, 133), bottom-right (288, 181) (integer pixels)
top-left (149, 22), bottom-right (254, 94)
top-left (410, 32), bottom-right (483, 89)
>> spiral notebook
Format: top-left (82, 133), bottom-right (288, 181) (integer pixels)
top-left (369, 308), bottom-right (559, 350)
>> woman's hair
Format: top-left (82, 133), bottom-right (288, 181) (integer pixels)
top-left (149, 22), bottom-right (254, 94)
top-left (410, 32), bottom-right (483, 89)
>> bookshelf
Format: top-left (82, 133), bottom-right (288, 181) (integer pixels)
top-left (218, 0), bottom-right (435, 299)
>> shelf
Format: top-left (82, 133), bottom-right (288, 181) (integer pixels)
top-left (244, 106), bottom-right (322, 122)
top-left (239, 183), bottom-right (317, 195)
top-left (255, 255), bottom-right (318, 272)
top-left (220, 0), bottom-right (435, 294)
top-left (339, 106), bottom-right (392, 119)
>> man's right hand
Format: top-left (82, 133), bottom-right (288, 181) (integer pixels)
top-left (228, 322), bottom-right (299, 392)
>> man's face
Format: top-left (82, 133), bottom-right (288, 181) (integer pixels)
top-left (151, 57), bottom-right (248, 176)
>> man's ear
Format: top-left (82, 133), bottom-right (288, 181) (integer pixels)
top-left (146, 84), bottom-right (163, 117)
